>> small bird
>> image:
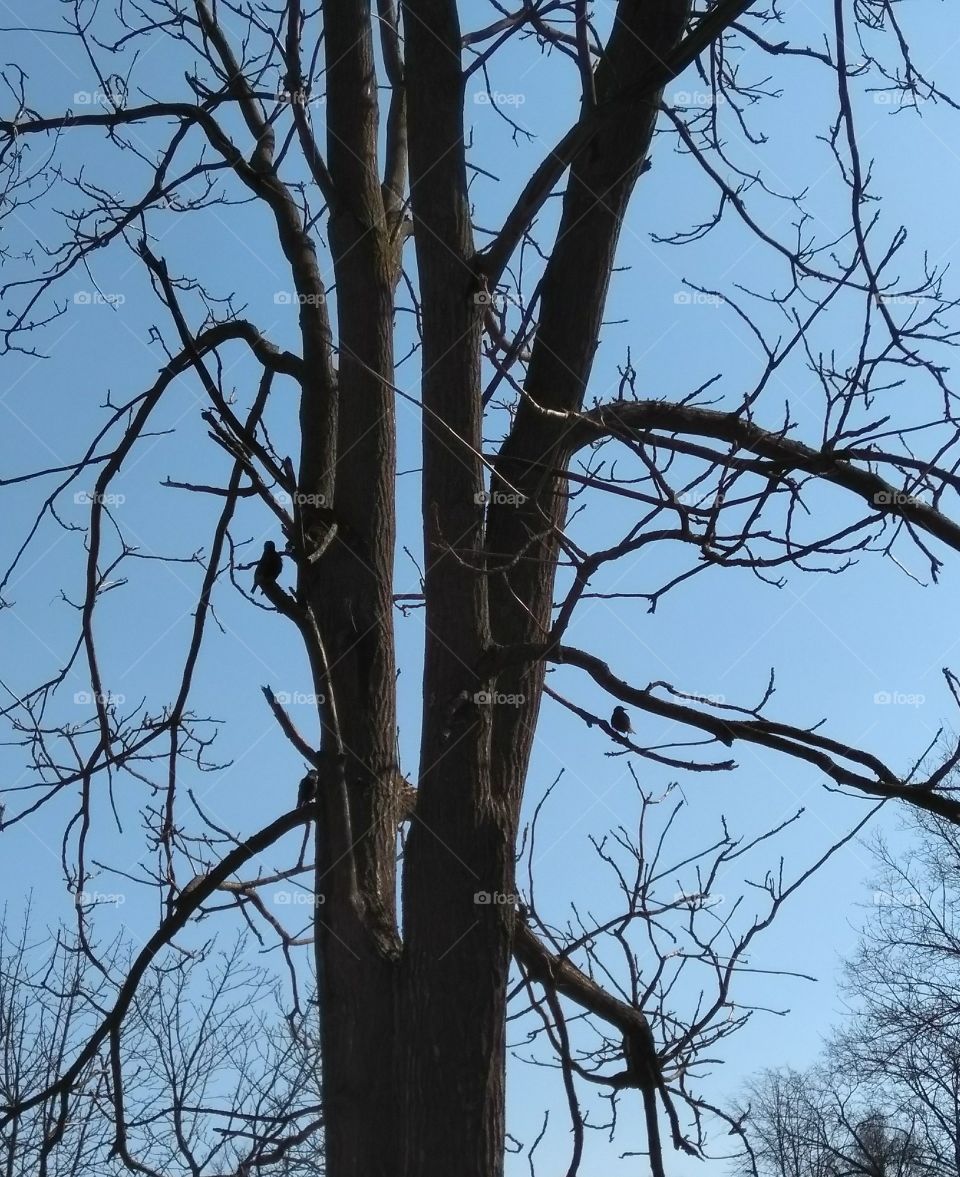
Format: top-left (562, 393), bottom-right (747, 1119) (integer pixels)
top-left (253, 541), bottom-right (283, 594)
top-left (611, 705), bottom-right (633, 734)
top-left (297, 769), bottom-right (318, 807)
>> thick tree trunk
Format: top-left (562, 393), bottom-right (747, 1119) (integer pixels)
top-left (310, 4), bottom-right (402, 1175)
top-left (312, 3), bottom-right (691, 1175)
top-left (486, 0), bottom-right (691, 809)
top-left (396, 1), bottom-right (510, 1173)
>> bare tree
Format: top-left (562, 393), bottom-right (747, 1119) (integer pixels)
top-left (0, 905), bottom-right (323, 1175)
top-left (741, 1066), bottom-right (933, 1177)
top-left (3, 2), bottom-right (960, 1176)
top-left (829, 810), bottom-right (960, 1175)
top-left (739, 801), bottom-right (960, 1177)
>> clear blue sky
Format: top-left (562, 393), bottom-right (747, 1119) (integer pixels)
top-left (1, 2), bottom-right (959, 1173)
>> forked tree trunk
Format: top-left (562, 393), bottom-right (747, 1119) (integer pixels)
top-left (305, 3), bottom-right (402, 1174)
top-left (306, 2), bottom-right (690, 1175)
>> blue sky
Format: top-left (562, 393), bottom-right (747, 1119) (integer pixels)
top-left (2, 1), bottom-right (960, 1173)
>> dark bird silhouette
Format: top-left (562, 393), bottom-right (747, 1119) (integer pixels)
top-left (611, 705), bottom-right (633, 734)
top-left (297, 769), bottom-right (318, 807)
top-left (253, 541), bottom-right (283, 594)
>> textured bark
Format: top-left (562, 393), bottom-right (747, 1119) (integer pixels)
top-left (308, 4), bottom-right (401, 1175)
top-left (398, 0), bottom-right (505, 1170)
top-left (312, 3), bottom-right (694, 1174)
top-left (327, 3), bottom-right (695, 1174)
top-left (485, 0), bottom-right (692, 820)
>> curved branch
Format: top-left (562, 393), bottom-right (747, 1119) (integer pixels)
top-left (168, 319), bottom-right (304, 382)
top-left (550, 644), bottom-right (960, 822)
top-left (562, 400), bottom-right (960, 557)
top-left (0, 806), bottom-right (312, 1129)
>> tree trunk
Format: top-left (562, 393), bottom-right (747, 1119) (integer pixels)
top-left (309, 3), bottom-right (402, 1174)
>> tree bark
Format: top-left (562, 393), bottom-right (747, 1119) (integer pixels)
top-left (397, 0), bottom-right (509, 1172)
top-left (394, 3), bottom-right (690, 1174)
top-left (310, 4), bottom-right (402, 1175)
top-left (486, 0), bottom-right (691, 869)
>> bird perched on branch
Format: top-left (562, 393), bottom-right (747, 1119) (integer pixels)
top-left (253, 541), bottom-right (283, 594)
top-left (611, 705), bottom-right (633, 734)
top-left (297, 769), bottom-right (318, 807)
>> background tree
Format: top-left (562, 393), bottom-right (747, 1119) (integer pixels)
top-left (3, 2), bottom-right (960, 1177)
top-left (742, 1067), bottom-right (931, 1177)
top-left (832, 809), bottom-right (960, 1175)
top-left (739, 801), bottom-right (960, 1177)
top-left (0, 905), bottom-right (324, 1175)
